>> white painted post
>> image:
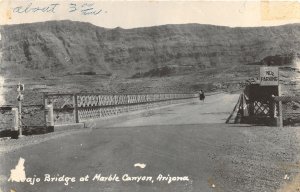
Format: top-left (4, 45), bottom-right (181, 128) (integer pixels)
top-left (11, 107), bottom-right (19, 131)
top-left (273, 98), bottom-right (277, 118)
top-left (46, 104), bottom-right (54, 126)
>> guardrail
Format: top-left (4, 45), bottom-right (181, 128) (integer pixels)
top-left (274, 96), bottom-right (300, 126)
top-left (0, 106), bottom-right (18, 131)
top-left (44, 93), bottom-right (198, 125)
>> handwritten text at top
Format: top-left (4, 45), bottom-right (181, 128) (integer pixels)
top-left (13, 2), bottom-right (106, 16)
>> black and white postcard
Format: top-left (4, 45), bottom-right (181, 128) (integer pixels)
top-left (1, 1), bottom-right (300, 191)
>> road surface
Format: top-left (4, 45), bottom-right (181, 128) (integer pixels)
top-left (0, 93), bottom-right (299, 192)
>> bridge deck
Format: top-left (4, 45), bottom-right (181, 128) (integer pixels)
top-left (110, 93), bottom-right (239, 127)
top-left (1, 93), bottom-right (299, 192)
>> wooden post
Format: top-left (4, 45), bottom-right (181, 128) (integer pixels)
top-left (241, 93), bottom-right (244, 118)
top-left (127, 95), bottom-right (129, 112)
top-left (146, 94), bottom-right (149, 110)
top-left (114, 95), bottom-right (117, 115)
top-left (17, 85), bottom-right (23, 137)
top-left (43, 93), bottom-right (47, 126)
top-left (278, 85), bottom-right (283, 127)
top-left (18, 99), bottom-right (22, 135)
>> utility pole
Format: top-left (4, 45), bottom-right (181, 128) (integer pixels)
top-left (17, 82), bottom-right (24, 137)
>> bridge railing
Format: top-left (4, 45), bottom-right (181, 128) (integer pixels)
top-left (0, 106), bottom-right (18, 131)
top-left (274, 96), bottom-right (300, 126)
top-left (44, 93), bottom-right (197, 125)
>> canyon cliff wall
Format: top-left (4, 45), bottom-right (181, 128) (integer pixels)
top-left (1, 20), bottom-right (300, 78)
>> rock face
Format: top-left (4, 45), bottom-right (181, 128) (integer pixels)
top-left (1, 20), bottom-right (300, 78)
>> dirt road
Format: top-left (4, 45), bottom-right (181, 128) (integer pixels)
top-left (0, 93), bottom-right (300, 192)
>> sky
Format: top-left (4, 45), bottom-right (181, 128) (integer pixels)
top-left (1, 1), bottom-right (300, 28)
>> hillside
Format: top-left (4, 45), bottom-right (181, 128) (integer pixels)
top-left (1, 20), bottom-right (300, 77)
top-left (0, 20), bottom-right (300, 105)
